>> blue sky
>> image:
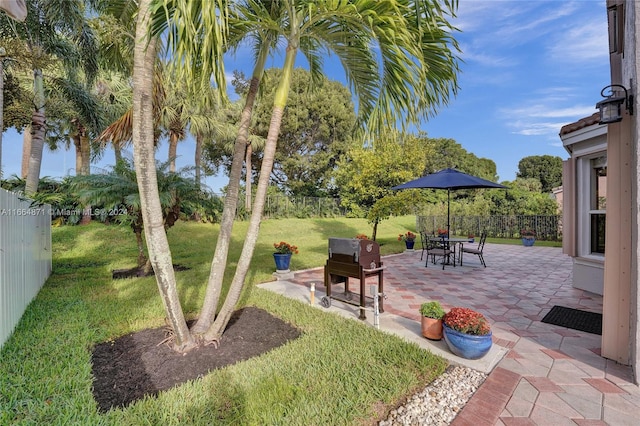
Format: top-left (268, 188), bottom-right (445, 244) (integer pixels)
top-left (1, 0), bottom-right (609, 192)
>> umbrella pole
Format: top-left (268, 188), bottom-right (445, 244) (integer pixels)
top-left (447, 189), bottom-right (450, 236)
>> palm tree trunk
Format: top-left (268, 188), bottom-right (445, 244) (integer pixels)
top-left (21, 126), bottom-right (30, 178)
top-left (204, 45), bottom-right (296, 342)
top-left (25, 69), bottom-right (45, 194)
top-left (135, 227), bottom-right (146, 268)
top-left (74, 136), bottom-right (82, 173)
top-left (168, 132), bottom-right (178, 172)
top-left (80, 134), bottom-right (90, 175)
top-left (132, 0), bottom-right (195, 353)
top-left (195, 133), bottom-right (203, 188)
top-left (114, 141), bottom-right (122, 163)
top-left (192, 43), bottom-right (269, 334)
top-left (76, 133), bottom-right (92, 224)
top-left (245, 143), bottom-right (252, 212)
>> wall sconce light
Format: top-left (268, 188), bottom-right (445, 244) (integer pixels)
top-left (596, 84), bottom-right (634, 124)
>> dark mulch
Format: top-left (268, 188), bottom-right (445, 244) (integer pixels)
top-left (112, 264), bottom-right (190, 279)
top-left (91, 307), bottom-right (302, 412)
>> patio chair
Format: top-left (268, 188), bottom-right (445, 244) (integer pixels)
top-left (425, 235), bottom-right (452, 270)
top-left (462, 232), bottom-right (487, 267)
top-left (419, 231), bottom-right (429, 261)
top-left (420, 231), bottom-right (441, 262)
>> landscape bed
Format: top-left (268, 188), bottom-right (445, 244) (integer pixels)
top-left (0, 217), bottom-right (448, 425)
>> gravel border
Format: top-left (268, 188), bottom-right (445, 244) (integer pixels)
top-left (379, 366), bottom-right (487, 425)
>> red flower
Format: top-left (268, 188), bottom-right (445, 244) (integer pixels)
top-left (398, 231), bottom-right (416, 241)
top-left (273, 241), bottom-right (299, 254)
top-left (520, 229), bottom-right (536, 237)
top-left (443, 307), bottom-right (491, 336)
top-left (355, 234), bottom-right (369, 240)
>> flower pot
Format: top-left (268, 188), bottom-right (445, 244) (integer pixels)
top-left (442, 323), bottom-right (492, 359)
top-left (522, 237), bottom-right (535, 247)
top-left (273, 253), bottom-right (292, 272)
top-left (421, 316), bottom-right (443, 340)
top-left (405, 240), bottom-right (415, 250)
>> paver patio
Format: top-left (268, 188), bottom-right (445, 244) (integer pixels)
top-left (260, 242), bottom-right (640, 425)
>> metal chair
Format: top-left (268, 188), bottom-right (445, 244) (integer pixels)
top-left (425, 235), bottom-right (452, 270)
top-left (462, 232), bottom-right (487, 267)
top-left (419, 231), bottom-right (429, 261)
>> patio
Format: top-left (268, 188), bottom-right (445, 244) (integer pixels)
top-left (259, 242), bottom-right (640, 424)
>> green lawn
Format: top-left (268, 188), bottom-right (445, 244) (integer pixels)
top-left (1, 215), bottom-right (451, 425)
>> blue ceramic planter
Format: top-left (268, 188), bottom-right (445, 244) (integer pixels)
top-left (273, 253), bottom-right (292, 271)
top-left (442, 323), bottom-right (492, 359)
top-left (521, 237), bottom-right (535, 247)
top-left (405, 240), bottom-right (415, 250)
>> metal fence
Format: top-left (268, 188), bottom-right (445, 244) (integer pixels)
top-left (235, 195), bottom-right (347, 219)
top-left (417, 214), bottom-right (562, 241)
top-left (0, 189), bottom-right (52, 349)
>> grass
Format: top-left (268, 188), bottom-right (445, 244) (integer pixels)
top-left (1, 215), bottom-right (451, 425)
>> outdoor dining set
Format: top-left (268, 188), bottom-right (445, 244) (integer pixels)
top-left (420, 231), bottom-right (487, 269)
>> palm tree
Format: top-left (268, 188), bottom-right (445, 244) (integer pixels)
top-left (160, 0), bottom-right (461, 344)
top-left (70, 158), bottom-right (199, 270)
top-left (131, 0), bottom-right (228, 352)
top-left (132, 0), bottom-right (194, 353)
top-left (0, 0), bottom-right (99, 193)
top-left (160, 65), bottom-right (223, 174)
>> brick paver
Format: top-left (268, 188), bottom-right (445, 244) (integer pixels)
top-left (287, 243), bottom-right (639, 424)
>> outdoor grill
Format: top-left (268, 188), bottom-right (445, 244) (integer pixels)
top-left (322, 238), bottom-right (385, 320)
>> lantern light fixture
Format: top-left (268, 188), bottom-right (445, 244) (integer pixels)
top-left (596, 84), bottom-right (634, 124)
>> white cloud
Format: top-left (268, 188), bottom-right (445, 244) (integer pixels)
top-left (511, 121), bottom-right (569, 136)
top-left (547, 18), bottom-right (608, 62)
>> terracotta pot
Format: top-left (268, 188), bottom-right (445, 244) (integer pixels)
top-left (421, 316), bottom-right (443, 340)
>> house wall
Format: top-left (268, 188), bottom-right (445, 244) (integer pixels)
top-left (601, 0), bottom-right (636, 372)
top-left (625, 0), bottom-right (640, 382)
top-left (561, 122), bottom-right (607, 295)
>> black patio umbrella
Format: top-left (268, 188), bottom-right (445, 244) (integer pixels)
top-left (391, 168), bottom-right (507, 236)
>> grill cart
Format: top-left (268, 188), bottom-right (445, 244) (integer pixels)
top-left (322, 238), bottom-right (385, 320)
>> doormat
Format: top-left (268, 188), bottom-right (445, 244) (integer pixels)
top-left (541, 306), bottom-right (602, 335)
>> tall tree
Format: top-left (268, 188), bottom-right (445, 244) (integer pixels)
top-left (132, 0), bottom-right (198, 352)
top-left (0, 0), bottom-right (98, 193)
top-left (517, 155), bottom-right (563, 193)
top-left (335, 131), bottom-right (432, 238)
top-left (147, 0), bottom-right (461, 348)
top-left (252, 68), bottom-right (356, 196)
top-left (160, 66), bottom-right (221, 173)
top-left (202, 0), bottom-right (461, 343)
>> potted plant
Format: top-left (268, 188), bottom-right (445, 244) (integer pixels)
top-left (468, 233), bottom-right (475, 243)
top-left (419, 301), bottom-right (445, 340)
top-left (355, 233), bottom-right (369, 240)
top-left (273, 241), bottom-right (298, 272)
top-left (442, 307), bottom-right (492, 359)
top-left (520, 229), bottom-right (536, 246)
top-left (398, 231), bottom-right (417, 250)
top-left (437, 228), bottom-right (448, 237)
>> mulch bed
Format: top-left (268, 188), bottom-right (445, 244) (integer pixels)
top-left (112, 264), bottom-right (190, 279)
top-left (91, 307), bottom-right (302, 412)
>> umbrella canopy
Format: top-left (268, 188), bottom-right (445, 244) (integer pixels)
top-left (392, 168), bottom-right (507, 235)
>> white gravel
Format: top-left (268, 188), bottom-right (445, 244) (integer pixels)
top-left (379, 366), bottom-right (487, 426)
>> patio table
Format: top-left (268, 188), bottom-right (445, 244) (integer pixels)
top-left (429, 237), bottom-right (469, 266)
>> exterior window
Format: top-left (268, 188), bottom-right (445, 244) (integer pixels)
top-left (608, 4), bottom-right (624, 54)
top-left (589, 157), bottom-right (606, 254)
